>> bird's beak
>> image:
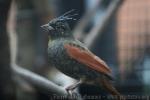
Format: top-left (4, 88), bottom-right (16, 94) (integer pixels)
top-left (41, 24), bottom-right (54, 31)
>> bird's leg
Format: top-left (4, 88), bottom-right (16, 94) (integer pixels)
top-left (65, 80), bottom-right (82, 97)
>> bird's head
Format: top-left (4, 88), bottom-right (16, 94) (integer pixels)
top-left (41, 9), bottom-right (77, 39)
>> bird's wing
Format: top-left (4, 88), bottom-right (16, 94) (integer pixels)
top-left (64, 42), bottom-right (112, 77)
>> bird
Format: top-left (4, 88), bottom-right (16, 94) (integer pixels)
top-left (41, 9), bottom-right (122, 99)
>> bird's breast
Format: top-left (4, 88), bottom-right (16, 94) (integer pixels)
top-left (47, 40), bottom-right (102, 80)
top-left (48, 40), bottom-right (80, 78)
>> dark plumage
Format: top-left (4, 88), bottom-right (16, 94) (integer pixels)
top-left (41, 10), bottom-right (122, 98)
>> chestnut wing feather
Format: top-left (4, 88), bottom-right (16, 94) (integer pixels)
top-left (64, 43), bottom-right (112, 76)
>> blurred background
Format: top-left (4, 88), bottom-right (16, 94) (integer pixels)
top-left (0, 0), bottom-right (150, 100)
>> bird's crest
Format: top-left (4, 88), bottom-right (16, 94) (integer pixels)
top-left (41, 9), bottom-right (77, 35)
top-left (53, 9), bottom-right (78, 22)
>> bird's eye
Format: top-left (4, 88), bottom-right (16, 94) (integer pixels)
top-left (56, 22), bottom-right (65, 29)
top-left (57, 22), bottom-right (63, 26)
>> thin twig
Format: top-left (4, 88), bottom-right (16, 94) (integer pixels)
top-left (84, 0), bottom-right (123, 48)
top-left (73, 0), bottom-right (102, 40)
top-left (73, 0), bottom-right (123, 48)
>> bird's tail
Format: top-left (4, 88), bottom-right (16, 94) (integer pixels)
top-left (99, 76), bottom-right (125, 100)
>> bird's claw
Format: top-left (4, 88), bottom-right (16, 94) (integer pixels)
top-left (66, 88), bottom-right (78, 100)
top-left (66, 88), bottom-right (73, 96)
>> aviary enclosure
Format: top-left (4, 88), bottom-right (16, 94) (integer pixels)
top-left (0, 0), bottom-right (150, 100)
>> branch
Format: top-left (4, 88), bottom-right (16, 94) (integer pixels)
top-left (12, 64), bottom-right (66, 95)
top-left (11, 64), bottom-right (82, 100)
top-left (0, 0), bottom-right (15, 99)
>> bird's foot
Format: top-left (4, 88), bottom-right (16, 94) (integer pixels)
top-left (65, 85), bottom-right (80, 100)
top-left (66, 90), bottom-right (79, 100)
top-left (66, 86), bottom-right (75, 98)
top-left (65, 80), bottom-right (82, 99)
